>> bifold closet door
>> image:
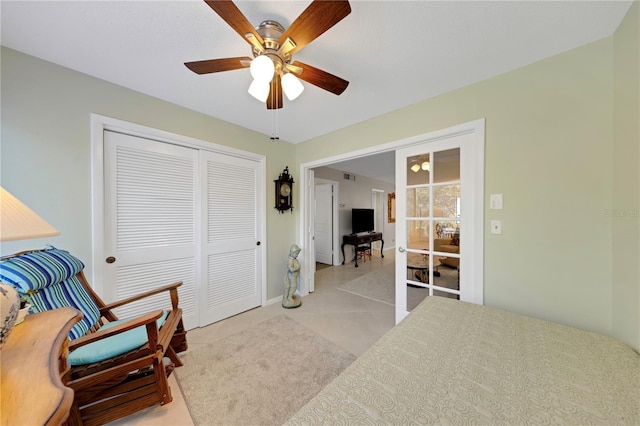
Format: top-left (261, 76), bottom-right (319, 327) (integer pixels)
top-left (200, 151), bottom-right (262, 326)
top-left (103, 130), bottom-right (199, 329)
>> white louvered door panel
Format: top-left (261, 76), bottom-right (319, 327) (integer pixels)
top-left (104, 130), bottom-right (199, 329)
top-left (200, 150), bottom-right (262, 326)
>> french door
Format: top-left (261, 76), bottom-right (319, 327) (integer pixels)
top-left (395, 126), bottom-right (484, 324)
top-left (102, 128), bottom-right (263, 329)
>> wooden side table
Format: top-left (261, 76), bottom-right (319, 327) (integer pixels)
top-left (1, 307), bottom-right (83, 426)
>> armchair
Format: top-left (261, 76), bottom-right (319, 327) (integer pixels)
top-left (434, 238), bottom-right (460, 268)
top-left (0, 247), bottom-right (188, 425)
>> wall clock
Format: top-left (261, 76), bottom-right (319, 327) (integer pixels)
top-left (275, 166), bottom-right (294, 213)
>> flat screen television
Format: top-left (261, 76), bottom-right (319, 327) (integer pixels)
top-left (352, 208), bottom-right (375, 234)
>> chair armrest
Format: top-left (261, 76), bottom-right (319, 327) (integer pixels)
top-left (100, 281), bottom-right (182, 313)
top-left (69, 310), bottom-right (163, 351)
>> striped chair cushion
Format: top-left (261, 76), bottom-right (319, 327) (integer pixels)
top-left (0, 248), bottom-right (100, 340)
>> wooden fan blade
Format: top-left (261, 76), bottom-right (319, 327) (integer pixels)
top-left (292, 61), bottom-right (349, 95)
top-left (279, 1), bottom-right (351, 55)
top-left (185, 57), bottom-right (252, 74)
top-left (204, 1), bottom-right (265, 49)
top-left (267, 74), bottom-right (283, 110)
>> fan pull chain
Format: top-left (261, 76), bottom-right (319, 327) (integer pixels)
top-left (270, 109), bottom-right (279, 141)
top-left (270, 79), bottom-right (280, 141)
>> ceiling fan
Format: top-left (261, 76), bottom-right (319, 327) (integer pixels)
top-left (184, 0), bottom-right (351, 110)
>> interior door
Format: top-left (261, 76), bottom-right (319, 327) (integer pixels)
top-left (103, 130), bottom-right (199, 328)
top-left (314, 183), bottom-right (333, 265)
top-left (395, 130), bottom-right (483, 324)
top-left (200, 150), bottom-right (262, 325)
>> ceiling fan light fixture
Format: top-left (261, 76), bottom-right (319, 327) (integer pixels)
top-left (248, 79), bottom-right (270, 102)
top-left (410, 163), bottom-right (421, 173)
top-left (250, 55), bottom-right (275, 82)
top-left (281, 72), bottom-right (304, 101)
top-left (422, 161), bottom-right (430, 171)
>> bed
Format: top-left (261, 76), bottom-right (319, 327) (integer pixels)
top-left (286, 297), bottom-right (640, 424)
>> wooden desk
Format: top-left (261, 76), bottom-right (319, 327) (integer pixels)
top-left (342, 232), bottom-right (384, 267)
top-left (1, 307), bottom-right (83, 426)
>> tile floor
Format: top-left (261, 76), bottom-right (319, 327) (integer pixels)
top-left (109, 250), bottom-right (396, 425)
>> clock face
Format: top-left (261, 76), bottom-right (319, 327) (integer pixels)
top-left (280, 182), bottom-right (291, 197)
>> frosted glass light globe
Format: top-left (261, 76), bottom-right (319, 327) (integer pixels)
top-left (250, 55), bottom-right (275, 83)
top-left (282, 73), bottom-right (304, 101)
top-left (248, 79), bottom-right (270, 102)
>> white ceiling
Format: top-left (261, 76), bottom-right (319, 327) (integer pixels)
top-left (1, 0), bottom-right (631, 148)
top-left (328, 151), bottom-right (396, 184)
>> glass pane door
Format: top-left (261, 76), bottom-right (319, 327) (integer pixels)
top-left (394, 121), bottom-right (484, 324)
top-left (405, 149), bottom-right (461, 312)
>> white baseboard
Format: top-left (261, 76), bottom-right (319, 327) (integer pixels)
top-left (265, 295), bottom-right (282, 306)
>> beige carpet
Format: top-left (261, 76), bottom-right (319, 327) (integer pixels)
top-left (174, 315), bottom-right (356, 426)
top-left (338, 262), bottom-right (459, 310)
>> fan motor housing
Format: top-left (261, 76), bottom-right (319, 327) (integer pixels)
top-left (253, 20), bottom-right (290, 68)
top-left (256, 20), bottom-right (285, 50)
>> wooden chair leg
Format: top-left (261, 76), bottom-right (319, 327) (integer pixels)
top-left (166, 345), bottom-right (183, 368)
top-left (153, 354), bottom-right (172, 405)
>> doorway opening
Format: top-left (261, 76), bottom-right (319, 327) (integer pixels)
top-left (299, 119), bottom-right (484, 313)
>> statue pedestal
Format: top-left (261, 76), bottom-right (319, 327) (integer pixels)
top-left (282, 297), bottom-right (301, 309)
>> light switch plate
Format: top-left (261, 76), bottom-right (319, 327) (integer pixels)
top-left (490, 194), bottom-right (503, 209)
top-left (491, 220), bottom-right (502, 235)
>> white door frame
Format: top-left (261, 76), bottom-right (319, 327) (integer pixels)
top-left (304, 173), bottom-right (339, 294)
top-left (298, 119), bottom-right (485, 299)
top-left (90, 114), bottom-right (267, 308)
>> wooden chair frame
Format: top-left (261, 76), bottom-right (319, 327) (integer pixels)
top-left (63, 268), bottom-right (188, 425)
top-left (1, 248), bottom-right (189, 425)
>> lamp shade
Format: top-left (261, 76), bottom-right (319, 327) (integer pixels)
top-left (422, 161), bottom-right (431, 171)
top-left (410, 163), bottom-right (420, 173)
top-left (0, 187), bottom-right (60, 242)
top-left (281, 73), bottom-right (304, 101)
top-left (250, 55), bottom-right (275, 83)
top-left (248, 79), bottom-right (270, 102)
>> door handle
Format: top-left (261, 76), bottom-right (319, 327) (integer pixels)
top-left (256, 241), bottom-right (261, 246)
top-left (398, 247), bottom-right (406, 253)
top-left (106, 256), bottom-right (116, 264)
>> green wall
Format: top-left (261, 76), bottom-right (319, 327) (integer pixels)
top-left (612, 1), bottom-right (640, 350)
top-left (0, 46), bottom-right (296, 301)
top-left (297, 33), bottom-right (637, 347)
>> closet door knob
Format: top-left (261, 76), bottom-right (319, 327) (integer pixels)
top-left (106, 256), bottom-right (116, 264)
top-left (256, 241), bottom-right (261, 246)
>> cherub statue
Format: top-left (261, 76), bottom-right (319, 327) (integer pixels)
top-left (282, 244), bottom-right (302, 309)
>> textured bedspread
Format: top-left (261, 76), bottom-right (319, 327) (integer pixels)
top-left (286, 297), bottom-right (640, 425)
